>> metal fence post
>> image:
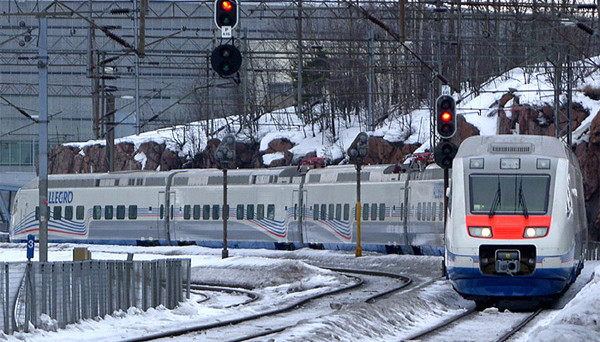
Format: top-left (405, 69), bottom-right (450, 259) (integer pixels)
top-left (51, 263), bottom-right (57, 320)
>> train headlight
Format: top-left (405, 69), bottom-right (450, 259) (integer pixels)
top-left (468, 226), bottom-right (493, 238)
top-left (524, 227), bottom-right (548, 238)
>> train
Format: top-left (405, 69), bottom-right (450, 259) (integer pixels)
top-left (445, 135), bottom-right (587, 303)
top-left (10, 162), bottom-right (446, 255)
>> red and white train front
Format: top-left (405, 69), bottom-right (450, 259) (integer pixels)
top-left (445, 135), bottom-right (586, 299)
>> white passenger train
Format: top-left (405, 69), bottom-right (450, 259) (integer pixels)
top-left (446, 135), bottom-right (587, 302)
top-left (10, 164), bottom-right (445, 254)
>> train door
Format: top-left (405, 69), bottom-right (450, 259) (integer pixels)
top-left (157, 191), bottom-right (176, 242)
top-left (292, 189), bottom-right (307, 245)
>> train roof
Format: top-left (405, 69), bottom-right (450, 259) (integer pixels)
top-left (455, 135), bottom-right (568, 159)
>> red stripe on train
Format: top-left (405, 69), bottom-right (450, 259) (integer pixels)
top-left (465, 215), bottom-right (551, 239)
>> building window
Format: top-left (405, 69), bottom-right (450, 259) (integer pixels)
top-left (0, 141), bottom-right (38, 166)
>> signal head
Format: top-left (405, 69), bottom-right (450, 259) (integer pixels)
top-left (436, 95), bottom-right (456, 139)
top-left (215, 0), bottom-right (238, 29)
top-left (211, 44), bottom-right (242, 77)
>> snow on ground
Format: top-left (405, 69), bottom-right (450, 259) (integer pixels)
top-left (0, 243), bottom-right (598, 342)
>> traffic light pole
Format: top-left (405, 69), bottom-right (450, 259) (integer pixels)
top-left (442, 167), bottom-right (448, 277)
top-left (222, 168), bottom-right (228, 259)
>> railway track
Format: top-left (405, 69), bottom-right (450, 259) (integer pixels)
top-left (123, 268), bottom-right (411, 342)
top-left (190, 284), bottom-right (260, 308)
top-left (401, 306), bottom-right (544, 342)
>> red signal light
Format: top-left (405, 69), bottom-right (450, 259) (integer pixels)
top-left (441, 111), bottom-right (452, 122)
top-left (221, 0), bottom-right (233, 11)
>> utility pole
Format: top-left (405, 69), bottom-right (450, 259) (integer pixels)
top-left (38, 15), bottom-right (49, 262)
top-left (368, 27), bottom-right (374, 131)
top-left (297, 0), bottom-right (303, 121)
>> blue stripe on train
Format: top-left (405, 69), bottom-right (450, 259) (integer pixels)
top-left (447, 266), bottom-right (573, 297)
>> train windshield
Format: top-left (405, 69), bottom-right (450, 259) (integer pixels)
top-left (469, 174), bottom-right (550, 215)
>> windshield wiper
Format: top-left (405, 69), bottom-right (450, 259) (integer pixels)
top-left (518, 178), bottom-right (529, 218)
top-left (489, 179), bottom-right (501, 218)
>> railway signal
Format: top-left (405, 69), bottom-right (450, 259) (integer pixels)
top-left (348, 132), bottom-right (369, 164)
top-left (211, 44), bottom-right (242, 77)
top-left (214, 134), bottom-right (237, 259)
top-left (347, 132), bottom-right (369, 258)
top-left (434, 140), bottom-right (458, 169)
top-left (214, 0), bottom-right (239, 30)
top-left (436, 95), bottom-right (456, 139)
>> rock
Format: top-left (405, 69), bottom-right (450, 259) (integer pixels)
top-left (590, 109), bottom-right (600, 145)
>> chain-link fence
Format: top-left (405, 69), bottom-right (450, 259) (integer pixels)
top-left (0, 259), bottom-right (191, 334)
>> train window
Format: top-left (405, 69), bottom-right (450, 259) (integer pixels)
top-left (53, 206), bottom-right (61, 220)
top-left (171, 205), bottom-right (174, 220)
top-left (129, 205), bottom-right (137, 219)
top-left (203, 205), bottom-right (210, 220)
top-left (257, 204), bottom-right (264, 220)
top-left (417, 203), bottom-right (422, 221)
top-left (237, 205), bottom-right (244, 220)
top-left (193, 205), bottom-right (201, 220)
top-left (432, 203), bottom-right (437, 222)
top-left (117, 205), bottom-right (126, 220)
top-left (93, 205), bottom-right (101, 220)
top-left (343, 204), bottom-right (350, 221)
top-left (212, 205), bottom-right (220, 220)
top-left (379, 203), bottom-right (385, 221)
top-left (335, 204), bottom-right (341, 220)
top-left (267, 204), bottom-right (275, 220)
top-left (76, 206), bottom-right (85, 220)
top-left (313, 204), bottom-right (319, 220)
top-left (184, 205), bottom-right (191, 220)
top-left (35, 206), bottom-right (40, 220)
top-left (371, 203), bottom-right (377, 221)
top-left (160, 205), bottom-right (164, 220)
top-left (427, 202), bottom-right (432, 221)
top-left (105, 205), bottom-right (113, 220)
top-left (439, 202), bottom-right (444, 221)
top-left (65, 206), bottom-right (73, 220)
top-left (320, 204), bottom-right (326, 220)
top-left (328, 204), bottom-right (334, 220)
top-left (247, 204), bottom-right (254, 220)
top-left (294, 204), bottom-right (298, 220)
top-left (400, 203), bottom-right (404, 218)
top-left (363, 203), bottom-right (369, 221)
